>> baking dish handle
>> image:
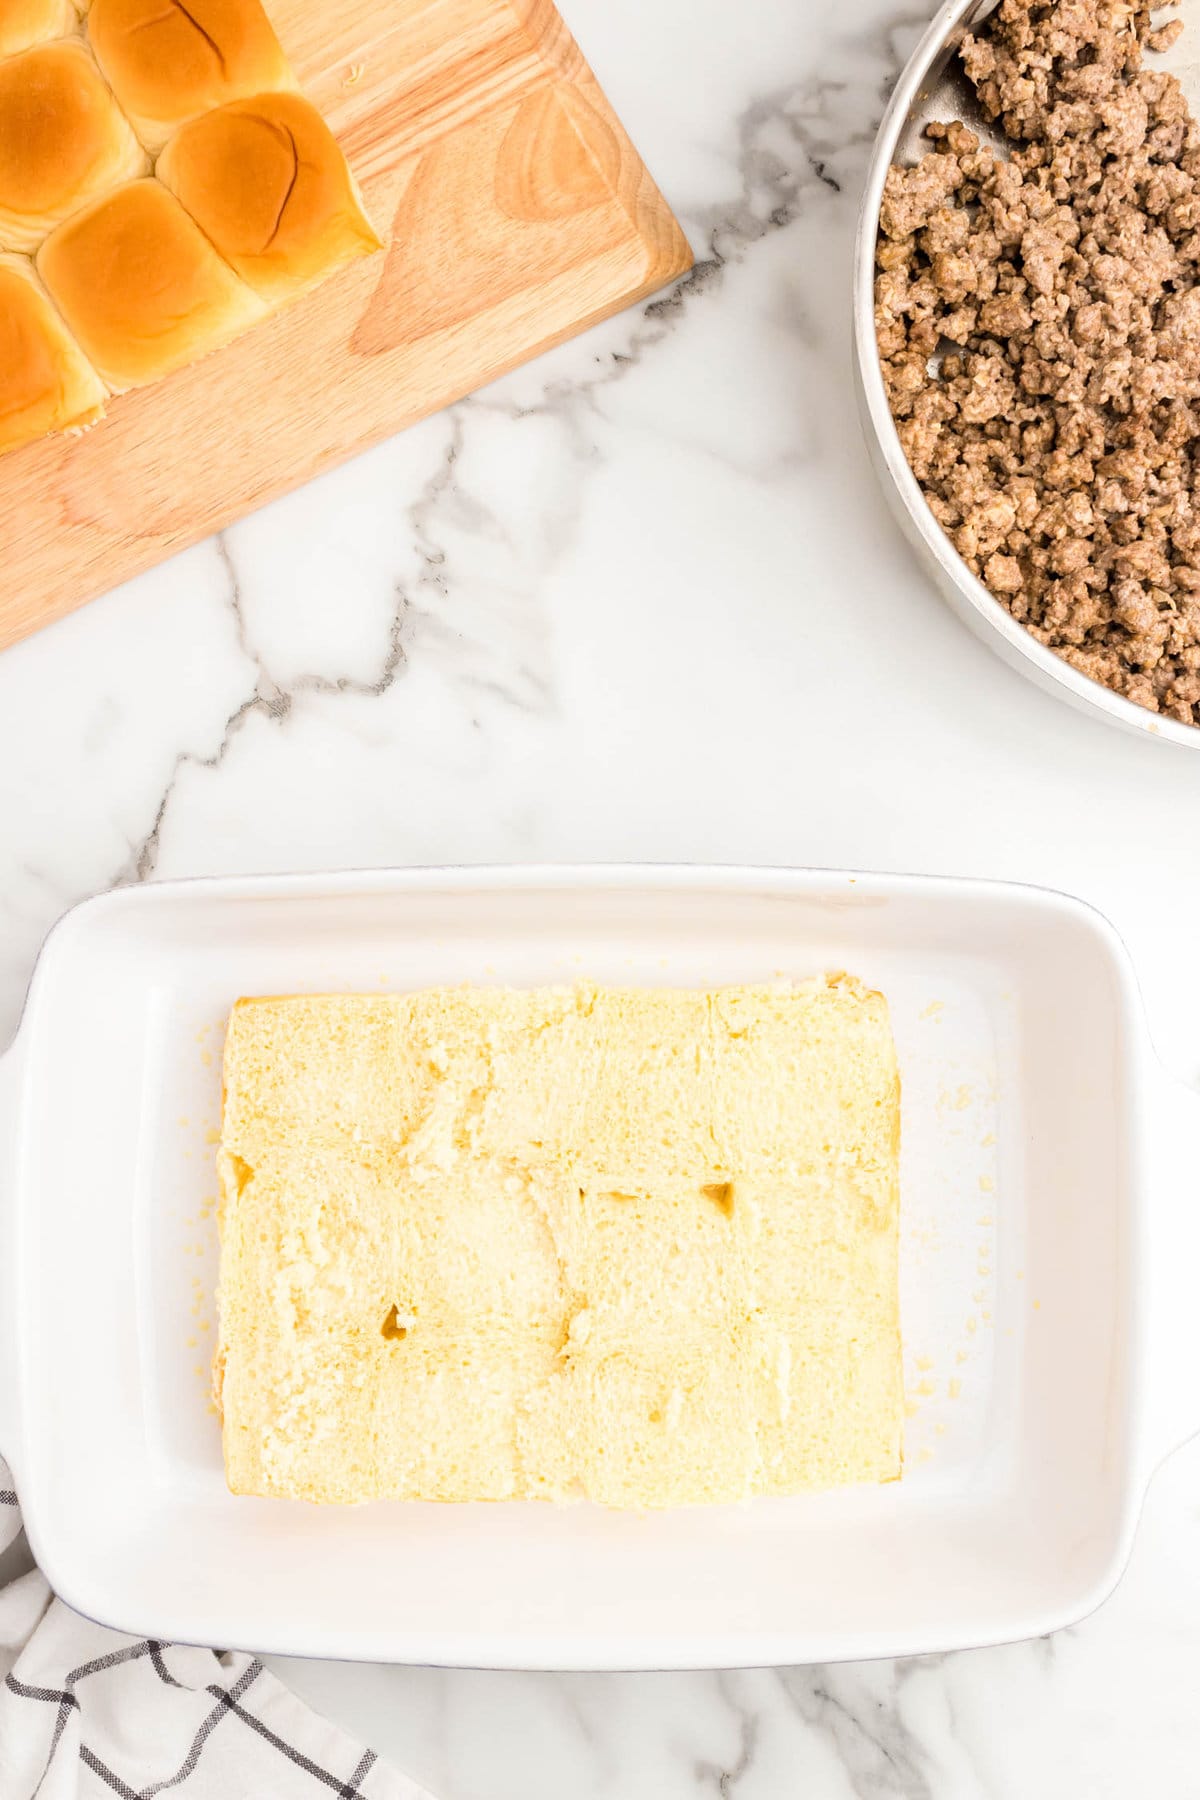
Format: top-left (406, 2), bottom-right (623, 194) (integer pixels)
top-left (0, 1036), bottom-right (21, 1468)
top-left (1143, 1063), bottom-right (1200, 1478)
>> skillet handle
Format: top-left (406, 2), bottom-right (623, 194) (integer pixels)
top-left (0, 1037), bottom-right (22, 1471)
top-left (1143, 1062), bottom-right (1200, 1477)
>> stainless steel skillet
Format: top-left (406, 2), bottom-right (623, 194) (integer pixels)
top-left (852, 0), bottom-right (1200, 747)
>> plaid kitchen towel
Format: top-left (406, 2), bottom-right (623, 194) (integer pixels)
top-left (0, 1460), bottom-right (435, 1800)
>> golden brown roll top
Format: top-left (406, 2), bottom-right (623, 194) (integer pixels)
top-left (157, 91), bottom-right (380, 304)
top-left (0, 0), bottom-right (80, 59)
top-left (87, 0), bottom-right (294, 151)
top-left (0, 0), bottom-right (380, 455)
top-left (0, 40), bottom-right (146, 253)
top-left (37, 177), bottom-right (264, 390)
top-left (0, 251), bottom-right (106, 452)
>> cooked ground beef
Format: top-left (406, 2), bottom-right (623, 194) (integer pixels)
top-left (876, 0), bottom-right (1200, 724)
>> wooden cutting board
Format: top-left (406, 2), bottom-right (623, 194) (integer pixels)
top-left (0, 0), bottom-right (691, 651)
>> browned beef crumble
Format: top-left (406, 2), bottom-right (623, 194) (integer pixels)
top-left (876, 0), bottom-right (1200, 724)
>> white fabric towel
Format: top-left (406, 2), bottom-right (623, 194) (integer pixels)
top-left (0, 1460), bottom-right (435, 1800)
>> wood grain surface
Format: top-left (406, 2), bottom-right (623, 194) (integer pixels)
top-left (0, 0), bottom-right (692, 650)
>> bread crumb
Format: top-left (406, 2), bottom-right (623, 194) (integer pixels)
top-left (938, 1084), bottom-right (974, 1111)
top-left (948, 1377), bottom-right (961, 1399)
top-left (344, 61), bottom-right (364, 85)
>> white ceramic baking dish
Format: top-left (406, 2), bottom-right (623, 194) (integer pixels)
top-left (1, 865), bottom-right (1198, 1669)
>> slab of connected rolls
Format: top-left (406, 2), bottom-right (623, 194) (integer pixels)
top-left (0, 0), bottom-right (380, 455)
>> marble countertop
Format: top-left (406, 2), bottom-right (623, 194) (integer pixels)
top-left (4, 0), bottom-right (1200, 1791)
